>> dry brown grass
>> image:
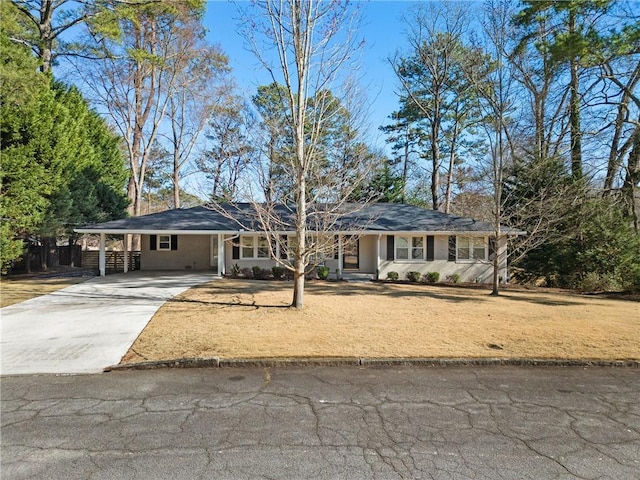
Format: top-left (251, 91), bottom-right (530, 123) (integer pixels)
top-left (0, 277), bottom-right (88, 308)
top-left (122, 279), bottom-right (640, 363)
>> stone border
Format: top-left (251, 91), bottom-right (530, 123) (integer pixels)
top-left (105, 357), bottom-right (640, 372)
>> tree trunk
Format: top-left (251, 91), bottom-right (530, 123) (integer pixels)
top-left (402, 124), bottom-right (410, 203)
top-left (38, 0), bottom-right (53, 73)
top-left (431, 125), bottom-right (440, 211)
top-left (623, 127), bottom-right (640, 232)
top-left (568, 9), bottom-right (582, 181)
top-left (444, 119), bottom-right (460, 214)
top-left (173, 155), bottom-right (180, 209)
top-left (292, 170), bottom-right (306, 308)
top-left (491, 233), bottom-right (500, 296)
top-left (292, 267), bottom-right (305, 309)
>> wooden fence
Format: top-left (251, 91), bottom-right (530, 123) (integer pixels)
top-left (81, 251), bottom-right (141, 273)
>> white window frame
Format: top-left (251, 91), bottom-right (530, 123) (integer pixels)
top-left (395, 235), bottom-right (425, 261)
top-left (241, 235), bottom-right (270, 259)
top-left (158, 234), bottom-right (171, 251)
top-left (240, 235), bottom-right (255, 259)
top-left (457, 236), bottom-right (487, 261)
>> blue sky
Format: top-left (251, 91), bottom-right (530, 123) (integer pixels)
top-left (203, 1), bottom-right (420, 149)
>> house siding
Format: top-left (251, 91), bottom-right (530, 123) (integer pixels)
top-left (141, 234), bottom-right (212, 271)
top-left (137, 232), bottom-right (508, 283)
top-left (378, 235), bottom-right (508, 283)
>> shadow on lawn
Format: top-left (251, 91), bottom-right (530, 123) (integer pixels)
top-left (308, 282), bottom-right (485, 304)
top-left (192, 279), bottom-right (486, 305)
top-left (182, 279), bottom-right (603, 309)
top-left (166, 297), bottom-right (291, 309)
top-left (499, 294), bottom-right (582, 307)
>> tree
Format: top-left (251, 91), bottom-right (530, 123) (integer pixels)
top-left (74, 1), bottom-right (210, 223)
top-left (1, 3), bottom-right (127, 272)
top-left (471, 0), bottom-right (575, 295)
top-left (515, 0), bottom-right (614, 181)
top-left (10, 0), bottom-right (142, 73)
top-left (473, 0), bottom-right (517, 295)
top-left (198, 91), bottom-right (253, 202)
top-left (379, 111), bottom-right (422, 204)
top-left (390, 2), bottom-right (485, 212)
top-left (0, 1), bottom-right (49, 270)
top-left (251, 82), bottom-right (295, 203)
top-left (233, 0), bottom-right (369, 308)
top-left (162, 15), bottom-right (229, 208)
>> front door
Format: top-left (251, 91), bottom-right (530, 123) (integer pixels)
top-left (343, 237), bottom-right (359, 270)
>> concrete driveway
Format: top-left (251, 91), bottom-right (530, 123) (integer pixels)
top-left (0, 272), bottom-right (215, 376)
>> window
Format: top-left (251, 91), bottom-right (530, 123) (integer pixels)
top-left (412, 237), bottom-right (424, 259)
top-left (240, 235), bottom-right (270, 259)
top-left (457, 236), bottom-right (486, 261)
top-left (396, 236), bottom-right (409, 260)
top-left (241, 236), bottom-right (254, 259)
top-left (257, 236), bottom-right (269, 258)
top-left (457, 237), bottom-right (470, 260)
top-left (395, 236), bottom-right (424, 260)
top-left (158, 235), bottom-right (171, 251)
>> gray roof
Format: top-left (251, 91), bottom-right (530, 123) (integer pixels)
top-left (75, 203), bottom-right (525, 235)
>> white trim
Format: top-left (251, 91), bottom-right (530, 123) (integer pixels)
top-left (157, 234), bottom-right (171, 251)
top-left (456, 236), bottom-right (488, 262)
top-left (239, 234), bottom-right (270, 260)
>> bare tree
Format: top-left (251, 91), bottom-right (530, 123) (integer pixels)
top-left (473, 0), bottom-right (579, 295)
top-left (74, 2), bottom-right (206, 223)
top-left (162, 19), bottom-right (229, 208)
top-left (226, 0), bottom-right (371, 308)
top-left (197, 89), bottom-right (254, 202)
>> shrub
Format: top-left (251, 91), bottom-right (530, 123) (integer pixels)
top-left (406, 271), bottom-right (421, 283)
top-left (252, 265), bottom-right (262, 278)
top-left (317, 265), bottom-right (330, 280)
top-left (386, 271), bottom-right (399, 281)
top-left (446, 273), bottom-right (461, 284)
top-left (577, 272), bottom-right (619, 293)
top-left (630, 267), bottom-right (640, 293)
top-left (423, 272), bottom-right (440, 284)
top-left (272, 265), bottom-right (285, 280)
top-left (230, 263), bottom-right (240, 278)
top-left (254, 268), bottom-right (272, 280)
top-left (240, 267), bottom-right (253, 278)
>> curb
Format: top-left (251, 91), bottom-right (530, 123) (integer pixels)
top-left (105, 357), bottom-right (640, 372)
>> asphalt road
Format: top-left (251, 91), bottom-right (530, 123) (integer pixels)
top-left (2, 366), bottom-right (639, 480)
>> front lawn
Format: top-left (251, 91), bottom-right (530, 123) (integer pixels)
top-left (121, 279), bottom-right (639, 363)
top-left (0, 276), bottom-right (88, 308)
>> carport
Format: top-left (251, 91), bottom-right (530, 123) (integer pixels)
top-left (74, 207), bottom-right (238, 277)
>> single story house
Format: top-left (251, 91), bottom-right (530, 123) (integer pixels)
top-left (75, 203), bottom-right (525, 283)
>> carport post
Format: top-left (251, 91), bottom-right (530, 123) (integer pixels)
top-left (123, 234), bottom-right (129, 273)
top-left (99, 233), bottom-right (106, 277)
top-left (217, 233), bottom-right (225, 276)
top-left (337, 235), bottom-right (343, 277)
top-left (376, 234), bottom-right (381, 277)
